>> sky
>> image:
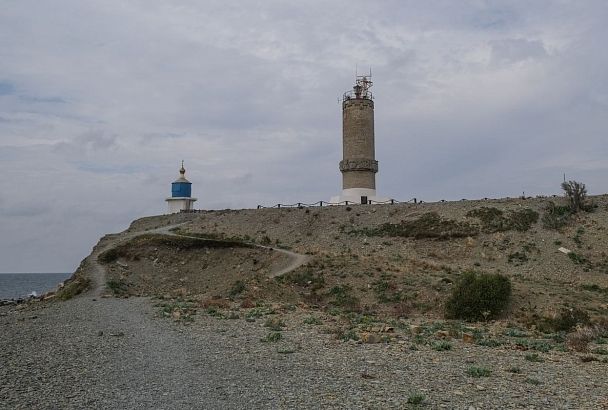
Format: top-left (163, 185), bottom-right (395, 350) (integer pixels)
top-left (1, 1), bottom-right (607, 272)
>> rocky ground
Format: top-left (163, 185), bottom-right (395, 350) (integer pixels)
top-left (2, 296), bottom-right (607, 409)
top-left (2, 196), bottom-right (608, 409)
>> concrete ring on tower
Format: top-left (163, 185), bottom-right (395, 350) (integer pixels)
top-left (339, 159), bottom-right (379, 173)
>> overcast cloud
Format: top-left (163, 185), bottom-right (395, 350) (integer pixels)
top-left (1, 1), bottom-right (607, 272)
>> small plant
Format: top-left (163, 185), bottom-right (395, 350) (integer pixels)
top-left (573, 227), bottom-right (585, 247)
top-left (303, 316), bottom-right (322, 325)
top-left (431, 340), bottom-right (452, 351)
top-left (261, 332), bottom-right (283, 343)
top-left (525, 353), bottom-right (544, 363)
top-left (56, 276), bottom-right (91, 300)
top-left (278, 270), bottom-right (325, 290)
top-left (542, 202), bottom-right (571, 230)
top-left (561, 180), bottom-right (587, 213)
top-left (336, 328), bottom-right (360, 342)
top-left (504, 328), bottom-right (528, 337)
top-left (549, 307), bottom-right (590, 332)
top-left (476, 338), bottom-right (504, 348)
top-left (228, 280), bottom-right (246, 297)
top-left (508, 366), bottom-right (521, 374)
top-left (106, 279), bottom-right (129, 296)
top-left (508, 251), bottom-right (528, 265)
top-left (327, 285), bottom-right (360, 311)
top-left (467, 366), bottom-right (491, 378)
top-left (445, 272), bottom-right (512, 321)
top-left (568, 252), bottom-right (589, 266)
top-left (526, 377), bottom-right (542, 385)
top-left (373, 280), bottom-right (402, 303)
top-left (406, 393), bottom-right (425, 406)
top-left (98, 248), bottom-right (120, 263)
top-left (264, 317), bottom-right (286, 331)
top-left (157, 299), bottom-right (198, 322)
top-left (245, 305), bottom-right (275, 319)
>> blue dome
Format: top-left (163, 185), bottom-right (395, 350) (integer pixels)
top-left (170, 162), bottom-right (192, 197)
top-left (172, 181), bottom-right (191, 197)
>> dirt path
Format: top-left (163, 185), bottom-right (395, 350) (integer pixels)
top-left (154, 223), bottom-right (312, 278)
top-left (89, 222), bottom-right (311, 296)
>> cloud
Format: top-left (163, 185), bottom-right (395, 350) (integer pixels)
top-left (489, 38), bottom-right (547, 64)
top-left (0, 0), bottom-right (607, 271)
top-left (0, 81), bottom-right (16, 96)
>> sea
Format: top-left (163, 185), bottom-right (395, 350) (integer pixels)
top-left (0, 273), bottom-right (72, 300)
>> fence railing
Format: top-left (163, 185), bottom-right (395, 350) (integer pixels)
top-left (256, 198), bottom-right (417, 209)
top-left (180, 194), bottom-right (562, 213)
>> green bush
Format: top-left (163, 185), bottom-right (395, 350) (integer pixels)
top-left (327, 285), bottom-right (360, 311)
top-left (106, 279), bottom-right (129, 296)
top-left (542, 202), bottom-right (571, 230)
top-left (355, 212), bottom-right (478, 240)
top-left (228, 280), bottom-right (246, 297)
top-left (561, 180), bottom-right (587, 213)
top-left (547, 307), bottom-right (590, 332)
top-left (56, 277), bottom-right (91, 300)
top-left (445, 272), bottom-right (512, 321)
top-left (277, 270), bottom-right (325, 289)
top-left (466, 366), bottom-right (491, 378)
top-left (466, 207), bottom-right (539, 232)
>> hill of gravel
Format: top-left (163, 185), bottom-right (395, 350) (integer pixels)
top-left (105, 195), bottom-right (608, 328)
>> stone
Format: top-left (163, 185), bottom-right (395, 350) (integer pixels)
top-left (436, 330), bottom-right (450, 339)
top-left (360, 333), bottom-right (382, 344)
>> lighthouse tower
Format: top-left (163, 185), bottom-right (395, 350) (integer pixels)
top-left (165, 161), bottom-right (197, 213)
top-left (331, 74), bottom-right (389, 205)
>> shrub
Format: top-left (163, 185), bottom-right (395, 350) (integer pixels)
top-left (278, 270), bottom-right (325, 290)
top-left (561, 180), bottom-right (587, 213)
top-left (303, 316), bottom-right (322, 325)
top-left (431, 340), bottom-right (452, 351)
top-left (525, 353), bottom-right (544, 363)
top-left (407, 393), bottom-right (425, 405)
top-left (228, 280), bottom-right (246, 297)
top-left (541, 202), bottom-right (571, 230)
top-left (264, 317), bottom-right (286, 331)
top-left (355, 212), bottom-right (478, 240)
top-left (327, 285), bottom-right (360, 311)
top-left (56, 277), bottom-right (91, 300)
top-left (98, 248), bottom-right (120, 263)
top-left (445, 272), bottom-right (511, 321)
top-left (549, 307), bottom-right (590, 332)
top-left (467, 366), bottom-right (491, 378)
top-left (466, 207), bottom-right (538, 232)
top-left (568, 252), bottom-right (590, 266)
top-left (106, 279), bottom-right (129, 296)
top-left (261, 332), bottom-right (283, 343)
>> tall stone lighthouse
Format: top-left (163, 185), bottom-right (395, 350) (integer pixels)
top-left (331, 74), bottom-right (389, 205)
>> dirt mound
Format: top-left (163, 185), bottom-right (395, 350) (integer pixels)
top-left (100, 234), bottom-right (291, 299)
top-left (102, 195), bottom-right (608, 328)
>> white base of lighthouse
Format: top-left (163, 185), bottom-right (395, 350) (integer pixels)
top-left (330, 188), bottom-right (391, 205)
top-left (166, 197), bottom-right (197, 214)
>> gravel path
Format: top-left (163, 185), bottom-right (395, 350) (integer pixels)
top-left (2, 296), bottom-right (607, 409)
